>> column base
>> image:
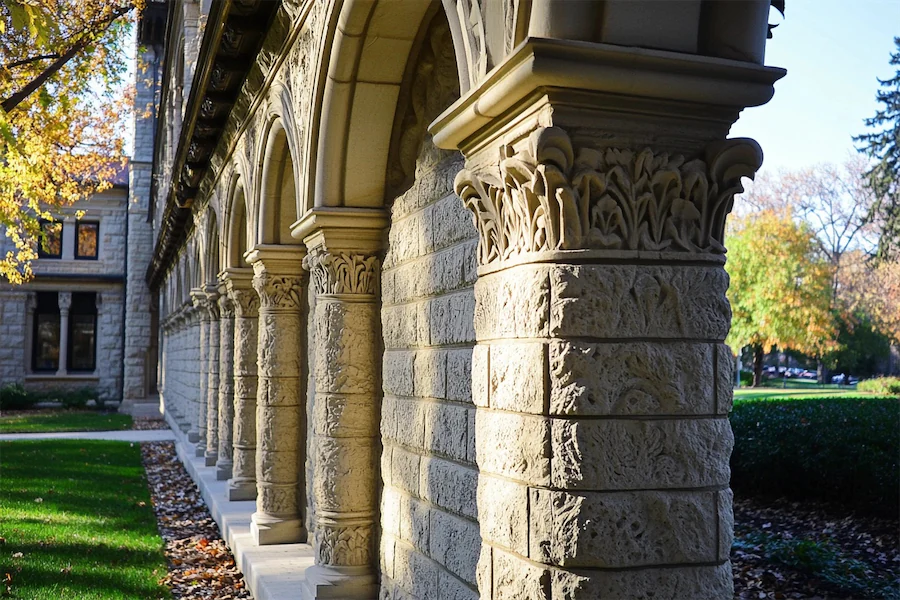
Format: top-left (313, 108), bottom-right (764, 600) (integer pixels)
top-left (187, 429), bottom-right (200, 443)
top-left (204, 450), bottom-right (217, 467)
top-left (227, 478), bottom-right (257, 501)
top-left (215, 460), bottom-right (233, 481)
top-left (195, 443), bottom-right (207, 458)
top-left (250, 512), bottom-right (305, 545)
top-left (301, 565), bottom-right (378, 600)
top-left (178, 421), bottom-right (190, 433)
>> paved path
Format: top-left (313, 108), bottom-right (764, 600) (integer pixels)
top-left (0, 429), bottom-right (175, 442)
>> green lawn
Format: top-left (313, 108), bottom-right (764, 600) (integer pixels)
top-left (0, 440), bottom-right (170, 599)
top-left (734, 386), bottom-right (890, 401)
top-left (0, 411), bottom-right (132, 434)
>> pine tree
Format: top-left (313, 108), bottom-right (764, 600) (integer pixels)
top-left (855, 37), bottom-right (900, 260)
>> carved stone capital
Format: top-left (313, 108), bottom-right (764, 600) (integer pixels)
top-left (251, 267), bottom-right (305, 311)
top-left (229, 287), bottom-right (260, 318)
top-left (205, 290), bottom-right (221, 319)
top-left (456, 126), bottom-right (762, 268)
top-left (217, 293), bottom-right (235, 319)
top-left (302, 246), bottom-right (380, 297)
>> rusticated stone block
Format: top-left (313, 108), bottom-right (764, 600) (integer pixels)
top-left (492, 547), bottom-right (549, 600)
top-left (420, 457), bottom-right (478, 519)
top-left (531, 489), bottom-right (720, 568)
top-left (426, 292), bottom-right (476, 346)
top-left (381, 487), bottom-right (402, 537)
top-left (414, 349), bottom-right (447, 398)
top-left (477, 476), bottom-right (529, 555)
top-left (393, 542), bottom-right (439, 600)
top-left (471, 345), bottom-right (489, 408)
top-left (394, 396), bottom-right (426, 448)
top-left (438, 571), bottom-right (478, 600)
top-left (474, 265), bottom-right (550, 340)
top-left (383, 350), bottom-right (415, 397)
top-left (719, 488), bottom-right (734, 562)
top-left (549, 341), bottom-right (716, 415)
top-left (475, 410), bottom-right (550, 484)
top-left (489, 342), bottom-right (546, 414)
top-left (446, 347), bottom-right (473, 403)
top-left (716, 343), bottom-right (735, 414)
top-left (551, 418), bottom-right (733, 490)
top-left (424, 401), bottom-right (468, 461)
top-left (391, 447), bottom-right (421, 496)
top-left (313, 393), bottom-right (377, 437)
top-left (429, 510), bottom-right (479, 584)
top-left (400, 495), bottom-right (430, 553)
top-left (550, 264), bottom-right (731, 340)
top-left (551, 562), bottom-right (733, 599)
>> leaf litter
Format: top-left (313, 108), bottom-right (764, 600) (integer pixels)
top-left (141, 441), bottom-right (252, 599)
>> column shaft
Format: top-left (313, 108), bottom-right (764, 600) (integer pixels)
top-left (205, 290), bottom-right (221, 467)
top-left (191, 289), bottom-right (209, 451)
top-left (56, 292), bottom-right (72, 376)
top-left (217, 292), bottom-right (236, 480)
top-left (227, 278), bottom-right (260, 501)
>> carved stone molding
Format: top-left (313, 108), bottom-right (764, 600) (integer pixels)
top-left (303, 247), bottom-right (379, 297)
top-left (251, 269), bottom-right (305, 310)
top-left (205, 291), bottom-right (221, 319)
top-left (313, 523), bottom-right (372, 567)
top-left (455, 127), bottom-right (762, 266)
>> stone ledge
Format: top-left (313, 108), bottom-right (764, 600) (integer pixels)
top-left (166, 412), bottom-right (315, 600)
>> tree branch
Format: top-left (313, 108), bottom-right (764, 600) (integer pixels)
top-left (0, 5), bottom-right (130, 114)
top-left (4, 53), bottom-right (62, 70)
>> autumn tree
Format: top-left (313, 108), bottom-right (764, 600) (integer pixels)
top-left (0, 0), bottom-right (139, 283)
top-left (855, 37), bottom-right (900, 260)
top-left (726, 210), bottom-right (836, 386)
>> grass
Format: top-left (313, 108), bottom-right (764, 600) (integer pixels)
top-left (733, 384), bottom-right (891, 401)
top-left (0, 440), bottom-right (170, 599)
top-left (0, 411), bottom-right (132, 434)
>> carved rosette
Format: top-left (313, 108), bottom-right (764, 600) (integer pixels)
top-left (455, 126), bottom-right (763, 266)
top-left (313, 524), bottom-right (372, 567)
top-left (302, 247), bottom-right (379, 297)
top-left (229, 287), bottom-right (260, 319)
top-left (251, 270), bottom-right (305, 311)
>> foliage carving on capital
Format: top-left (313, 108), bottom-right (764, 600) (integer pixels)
top-left (217, 293), bottom-right (235, 319)
top-left (229, 287), bottom-right (260, 318)
top-left (205, 292), bottom-right (221, 320)
top-left (455, 126), bottom-right (763, 265)
top-left (252, 269), bottom-right (304, 310)
top-left (302, 247), bottom-right (379, 297)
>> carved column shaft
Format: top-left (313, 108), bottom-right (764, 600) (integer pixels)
top-left (217, 290), bottom-right (236, 480)
top-left (190, 289), bottom-right (209, 449)
top-left (249, 248), bottom-right (308, 546)
top-left (227, 279), bottom-right (260, 501)
top-left (205, 290), bottom-right (221, 467)
top-left (302, 247), bottom-right (380, 599)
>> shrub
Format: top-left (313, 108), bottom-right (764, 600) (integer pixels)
top-left (738, 370), bottom-right (753, 387)
top-left (59, 387), bottom-right (97, 409)
top-left (730, 396), bottom-right (899, 516)
top-left (857, 376), bottom-right (900, 396)
top-left (0, 383), bottom-right (37, 410)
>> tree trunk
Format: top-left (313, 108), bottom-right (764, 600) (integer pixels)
top-left (753, 344), bottom-right (765, 387)
top-left (817, 359), bottom-right (825, 385)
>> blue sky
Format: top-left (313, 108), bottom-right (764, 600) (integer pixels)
top-left (731, 0), bottom-right (900, 175)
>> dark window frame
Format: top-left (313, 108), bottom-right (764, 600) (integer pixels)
top-left (37, 220), bottom-right (63, 259)
top-left (74, 221), bottom-right (99, 260)
top-left (31, 292), bottom-right (60, 372)
top-left (67, 292), bottom-right (97, 372)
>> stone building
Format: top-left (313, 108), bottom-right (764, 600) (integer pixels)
top-left (147, 0), bottom-right (784, 598)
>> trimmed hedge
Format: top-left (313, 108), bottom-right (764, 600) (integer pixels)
top-left (857, 376), bottom-right (900, 396)
top-left (730, 396), bottom-right (899, 516)
top-left (0, 383), bottom-right (36, 410)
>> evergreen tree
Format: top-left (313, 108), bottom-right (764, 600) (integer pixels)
top-left (855, 37), bottom-right (900, 260)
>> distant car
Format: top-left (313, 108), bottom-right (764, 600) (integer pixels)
top-left (831, 374), bottom-right (858, 385)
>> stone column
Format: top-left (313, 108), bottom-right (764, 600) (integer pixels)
top-left (248, 246), bottom-right (308, 545)
top-left (216, 280), bottom-right (236, 481)
top-left (429, 36), bottom-right (782, 599)
top-left (294, 210), bottom-right (387, 600)
top-left (56, 292), bottom-right (72, 375)
top-left (205, 287), bottom-right (221, 467)
top-left (225, 269), bottom-right (260, 501)
top-left (190, 288), bottom-right (209, 448)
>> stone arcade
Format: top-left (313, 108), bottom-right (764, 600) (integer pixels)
top-left (148, 1), bottom-right (784, 598)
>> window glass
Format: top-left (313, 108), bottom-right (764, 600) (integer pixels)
top-left (32, 292), bottom-right (60, 371)
top-left (38, 221), bottom-right (62, 258)
top-left (68, 292), bottom-right (97, 372)
top-left (75, 222), bottom-right (99, 259)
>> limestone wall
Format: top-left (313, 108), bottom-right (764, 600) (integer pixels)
top-left (0, 291), bottom-right (28, 384)
top-left (380, 150), bottom-right (481, 599)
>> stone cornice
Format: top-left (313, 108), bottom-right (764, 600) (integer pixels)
top-left (430, 37), bottom-right (785, 154)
